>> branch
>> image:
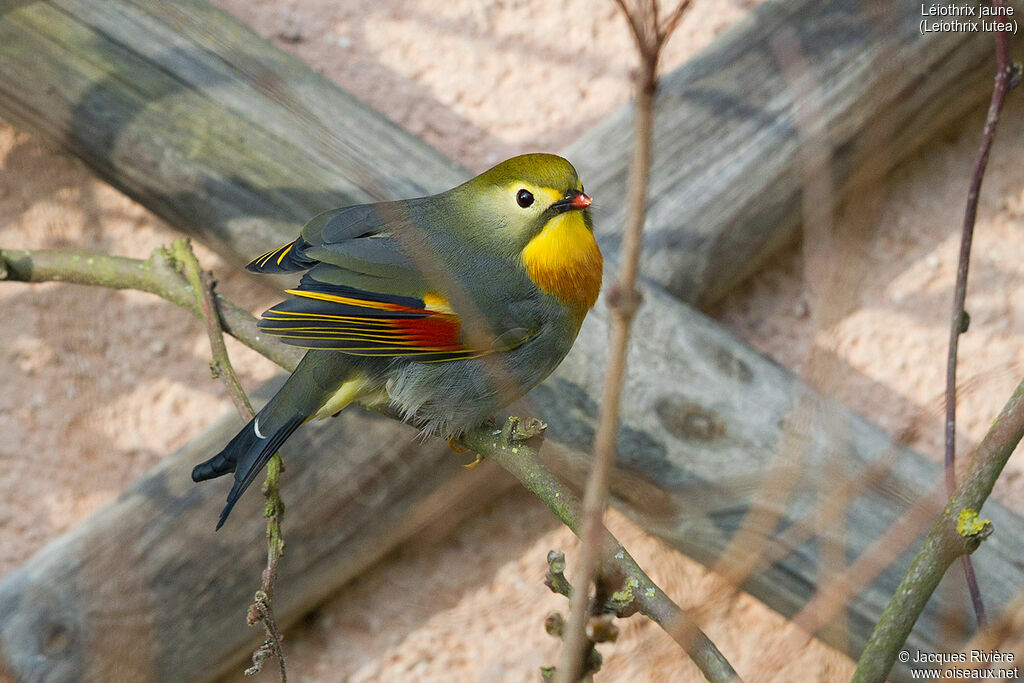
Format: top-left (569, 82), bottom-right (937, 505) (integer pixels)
top-left (560, 2), bottom-right (700, 681)
top-left (659, 0), bottom-right (693, 43)
top-left (173, 239), bottom-right (256, 420)
top-left (1, 244), bottom-right (737, 681)
top-left (943, 0), bottom-right (1019, 628)
top-left (170, 238), bottom-right (287, 681)
top-left (852, 379), bottom-right (1024, 682)
top-left (0, 247), bottom-right (303, 372)
top-left (459, 419), bottom-right (738, 683)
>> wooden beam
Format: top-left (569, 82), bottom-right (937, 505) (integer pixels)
top-left (0, 0), bottom-right (468, 265)
top-left (0, 398), bottom-right (520, 681)
top-left (0, 1), bottom-right (1016, 681)
top-left (570, 0), bottom-right (1006, 308)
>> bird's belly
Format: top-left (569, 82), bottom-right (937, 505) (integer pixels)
top-left (383, 326), bottom-right (572, 438)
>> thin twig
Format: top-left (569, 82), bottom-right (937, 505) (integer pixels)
top-left (560, 2), bottom-right (694, 681)
top-left (247, 592), bottom-right (287, 681)
top-left (853, 379), bottom-right (1024, 682)
top-left (659, 1), bottom-right (691, 41)
top-left (612, 0), bottom-right (647, 55)
top-left (0, 247), bottom-right (303, 371)
top-left (0, 244), bottom-right (735, 681)
top-left (172, 239), bottom-right (256, 420)
top-left (944, 0), bottom-right (1017, 629)
top-left (170, 238), bottom-right (287, 681)
top-left (961, 588), bottom-right (1024, 659)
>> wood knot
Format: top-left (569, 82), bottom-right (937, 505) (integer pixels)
top-left (713, 347), bottom-right (754, 384)
top-left (40, 621), bottom-right (72, 656)
top-left (655, 397), bottom-right (724, 442)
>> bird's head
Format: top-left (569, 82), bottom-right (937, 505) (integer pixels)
top-left (453, 153), bottom-right (602, 320)
top-left (459, 153), bottom-right (594, 252)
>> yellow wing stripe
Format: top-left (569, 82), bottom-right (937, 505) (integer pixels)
top-left (276, 243), bottom-right (294, 265)
top-left (283, 288), bottom-right (454, 315)
top-left (260, 327), bottom-right (432, 342)
top-left (285, 288), bottom-right (413, 311)
top-left (249, 242), bottom-right (293, 270)
top-left (263, 311), bottom-right (396, 326)
top-left (283, 345), bottom-right (483, 359)
top-left (261, 337), bottom-right (461, 351)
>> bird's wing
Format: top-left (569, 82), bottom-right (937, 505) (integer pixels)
top-left (248, 203), bottom-right (411, 274)
top-left (249, 202), bottom-right (538, 362)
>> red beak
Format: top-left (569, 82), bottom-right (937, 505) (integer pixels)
top-left (570, 191), bottom-right (592, 209)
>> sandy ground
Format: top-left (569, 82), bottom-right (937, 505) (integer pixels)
top-left (2, 0), bottom-right (1023, 681)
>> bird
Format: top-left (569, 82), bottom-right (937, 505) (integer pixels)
top-left (191, 153), bottom-right (602, 528)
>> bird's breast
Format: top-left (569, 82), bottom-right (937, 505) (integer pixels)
top-left (521, 212), bottom-right (603, 328)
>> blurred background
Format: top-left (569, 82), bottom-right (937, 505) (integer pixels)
top-left (1, 0), bottom-right (1023, 680)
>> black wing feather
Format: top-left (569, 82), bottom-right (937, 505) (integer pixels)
top-left (246, 237), bottom-right (318, 274)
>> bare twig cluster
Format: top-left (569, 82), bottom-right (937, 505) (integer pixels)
top-left (458, 419), bottom-right (737, 682)
top-left (542, 551), bottom-right (634, 679)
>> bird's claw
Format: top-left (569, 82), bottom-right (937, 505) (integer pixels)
top-left (448, 436), bottom-right (471, 454)
top-left (448, 436), bottom-right (483, 468)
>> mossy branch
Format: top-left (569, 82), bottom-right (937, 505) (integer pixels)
top-left (1, 244), bottom-right (737, 682)
top-left (170, 238), bottom-right (287, 681)
top-left (0, 246), bottom-right (303, 371)
top-left (852, 379), bottom-right (1024, 682)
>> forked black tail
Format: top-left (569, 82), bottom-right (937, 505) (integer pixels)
top-left (192, 411), bottom-right (304, 529)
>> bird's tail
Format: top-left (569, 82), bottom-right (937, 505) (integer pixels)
top-left (192, 351), bottom-right (360, 529)
top-left (192, 410), bottom-right (305, 529)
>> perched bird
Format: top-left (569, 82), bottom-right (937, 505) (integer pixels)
top-left (192, 153), bottom-right (602, 528)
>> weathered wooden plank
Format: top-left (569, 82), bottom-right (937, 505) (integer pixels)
top-left (0, 0), bottom-right (998, 297)
top-left (569, 0), bottom-right (1006, 308)
top-left (0, 384), bottom-right (516, 682)
top-left (0, 0), bottom-right (1018, 681)
top-left (0, 0), bottom-right (467, 266)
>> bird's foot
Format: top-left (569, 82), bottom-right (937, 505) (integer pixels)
top-left (448, 436), bottom-right (483, 468)
top-left (448, 436), bottom-right (471, 454)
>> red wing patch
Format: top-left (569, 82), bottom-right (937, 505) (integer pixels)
top-left (257, 282), bottom-right (486, 362)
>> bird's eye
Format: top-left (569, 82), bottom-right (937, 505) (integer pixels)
top-left (516, 189), bottom-right (535, 208)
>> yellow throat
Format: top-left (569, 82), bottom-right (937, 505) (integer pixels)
top-left (522, 211), bottom-right (603, 328)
